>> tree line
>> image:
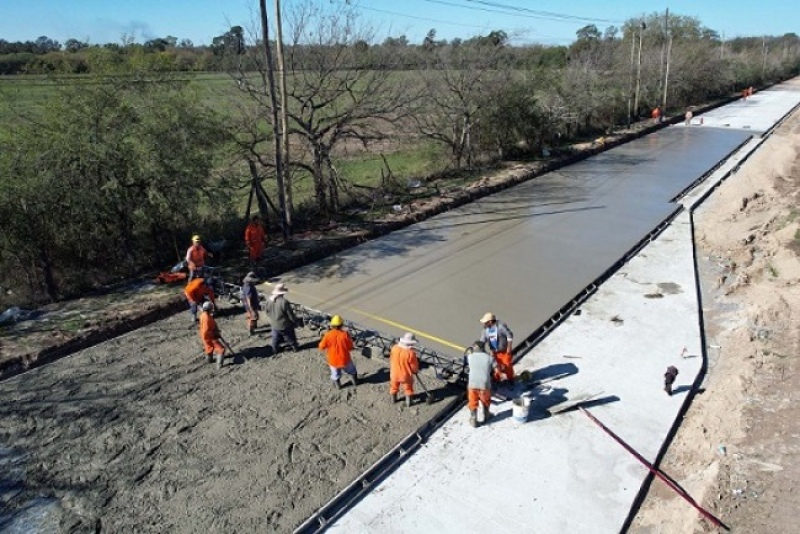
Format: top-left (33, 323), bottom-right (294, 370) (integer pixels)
top-left (1, 2), bottom-right (799, 307)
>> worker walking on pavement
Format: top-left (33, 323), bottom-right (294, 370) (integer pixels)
top-left (264, 282), bottom-right (300, 354)
top-left (479, 312), bottom-right (515, 383)
top-left (318, 315), bottom-right (357, 389)
top-left (184, 277), bottom-right (216, 327)
top-left (465, 340), bottom-right (495, 428)
top-left (241, 271), bottom-right (261, 336)
top-left (389, 332), bottom-right (420, 407)
top-left (199, 301), bottom-right (226, 368)
top-left (244, 214), bottom-right (268, 266)
top-left (186, 235), bottom-right (212, 281)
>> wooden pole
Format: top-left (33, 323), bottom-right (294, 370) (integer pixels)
top-left (633, 20), bottom-right (645, 119)
top-left (274, 0), bottom-right (293, 235)
top-left (662, 9), bottom-right (672, 112)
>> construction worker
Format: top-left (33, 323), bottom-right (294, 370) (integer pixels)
top-left (651, 106), bottom-right (662, 124)
top-left (318, 314), bottom-right (357, 389)
top-left (479, 312), bottom-right (514, 383)
top-left (465, 340), bottom-right (495, 427)
top-left (389, 332), bottom-right (420, 407)
top-left (184, 277), bottom-right (216, 326)
top-left (264, 282), bottom-right (300, 354)
top-left (684, 109), bottom-right (693, 126)
top-left (241, 271), bottom-right (261, 336)
top-left (186, 235), bottom-right (212, 281)
top-left (244, 214), bottom-right (268, 265)
top-left (199, 301), bottom-right (226, 368)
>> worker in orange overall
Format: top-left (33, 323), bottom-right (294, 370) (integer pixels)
top-left (318, 314), bottom-right (357, 389)
top-left (479, 312), bottom-right (514, 383)
top-left (244, 215), bottom-right (268, 265)
top-left (185, 235), bottom-right (212, 281)
top-left (651, 106), bottom-right (662, 124)
top-left (184, 277), bottom-right (216, 327)
top-left (199, 301), bottom-right (226, 368)
top-left (389, 332), bottom-right (420, 407)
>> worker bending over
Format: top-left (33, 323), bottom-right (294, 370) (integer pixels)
top-left (318, 315), bottom-right (357, 389)
top-left (479, 312), bottom-right (514, 383)
top-left (390, 332), bottom-right (420, 407)
top-left (199, 301), bottom-right (226, 368)
top-left (184, 277), bottom-right (216, 327)
top-left (465, 340), bottom-right (495, 428)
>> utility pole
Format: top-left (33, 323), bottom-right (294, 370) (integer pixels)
top-left (274, 0), bottom-right (292, 235)
top-left (627, 27), bottom-right (636, 127)
top-left (633, 20), bottom-right (646, 120)
top-left (662, 9), bottom-right (671, 112)
top-left (259, 0), bottom-right (288, 240)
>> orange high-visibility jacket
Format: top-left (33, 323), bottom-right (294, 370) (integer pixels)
top-left (318, 328), bottom-right (354, 369)
top-left (185, 244), bottom-right (209, 270)
top-left (244, 221), bottom-right (266, 247)
top-left (199, 312), bottom-right (220, 345)
top-left (390, 345), bottom-right (419, 383)
top-left (184, 278), bottom-right (215, 304)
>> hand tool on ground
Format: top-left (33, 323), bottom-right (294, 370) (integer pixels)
top-left (220, 336), bottom-right (244, 362)
top-left (415, 374), bottom-right (435, 404)
top-left (580, 407), bottom-right (727, 530)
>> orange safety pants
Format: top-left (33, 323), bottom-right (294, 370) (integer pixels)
top-left (204, 339), bottom-right (225, 356)
top-left (390, 379), bottom-right (414, 396)
top-left (467, 388), bottom-right (492, 411)
top-left (248, 243), bottom-right (264, 261)
top-left (246, 307), bottom-right (259, 330)
top-left (493, 350), bottom-right (515, 382)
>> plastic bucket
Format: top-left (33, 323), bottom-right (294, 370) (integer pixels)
top-left (512, 397), bottom-right (530, 423)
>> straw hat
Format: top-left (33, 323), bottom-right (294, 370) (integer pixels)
top-left (479, 312), bottom-right (496, 324)
top-left (271, 282), bottom-right (289, 295)
top-left (399, 332), bottom-right (418, 347)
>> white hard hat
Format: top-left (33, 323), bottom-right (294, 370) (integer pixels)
top-left (202, 301), bottom-right (214, 312)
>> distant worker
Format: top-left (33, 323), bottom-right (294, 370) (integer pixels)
top-left (389, 332), bottom-right (420, 407)
top-left (742, 88), bottom-right (749, 101)
top-left (184, 277), bottom-right (216, 327)
top-left (241, 271), bottom-right (261, 336)
top-left (684, 109), bottom-right (693, 126)
top-left (186, 235), bottom-right (212, 281)
top-left (479, 312), bottom-right (515, 383)
top-left (465, 340), bottom-right (495, 428)
top-left (199, 301), bottom-right (226, 368)
top-left (244, 214), bottom-right (268, 266)
top-left (318, 314), bottom-right (357, 389)
top-left (651, 106), bottom-right (662, 124)
top-left (748, 86), bottom-right (754, 98)
top-left (264, 282), bottom-right (300, 354)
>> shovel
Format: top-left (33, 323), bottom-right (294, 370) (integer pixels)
top-left (220, 337), bottom-right (245, 362)
top-left (415, 374), bottom-right (435, 404)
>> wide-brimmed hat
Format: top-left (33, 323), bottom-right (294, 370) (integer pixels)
top-left (271, 282), bottom-right (289, 295)
top-left (243, 271), bottom-right (259, 283)
top-left (192, 234), bottom-right (201, 242)
top-left (480, 312), bottom-right (496, 324)
top-left (399, 332), bottom-right (418, 347)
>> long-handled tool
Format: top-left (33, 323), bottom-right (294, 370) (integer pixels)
top-left (220, 336), bottom-right (244, 363)
top-left (415, 374), bottom-right (435, 404)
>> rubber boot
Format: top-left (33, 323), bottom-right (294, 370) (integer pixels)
top-left (349, 373), bottom-right (358, 387)
top-left (469, 410), bottom-right (479, 428)
top-left (390, 393), bottom-right (398, 403)
top-left (483, 406), bottom-right (493, 422)
top-left (333, 378), bottom-right (342, 390)
top-left (405, 395), bottom-right (412, 408)
top-left (205, 353), bottom-right (213, 363)
top-left (248, 325), bottom-right (255, 337)
top-left (216, 352), bottom-right (224, 369)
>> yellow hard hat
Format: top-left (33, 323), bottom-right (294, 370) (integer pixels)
top-left (330, 315), bottom-right (343, 327)
top-left (192, 235), bottom-right (201, 242)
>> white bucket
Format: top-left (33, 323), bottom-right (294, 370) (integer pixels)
top-left (512, 396), bottom-right (530, 423)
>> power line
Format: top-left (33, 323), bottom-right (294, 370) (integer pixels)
top-left (356, 4), bottom-right (491, 30)
top-left (426, 0), bottom-right (623, 25)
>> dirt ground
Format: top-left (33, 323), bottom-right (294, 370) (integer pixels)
top-left (0, 307), bottom-right (459, 533)
top-left (631, 100), bottom-right (800, 531)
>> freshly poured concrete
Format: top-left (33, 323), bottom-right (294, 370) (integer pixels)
top-left (282, 128), bottom-right (749, 357)
top-left (682, 86), bottom-right (800, 133)
top-left (321, 85), bottom-right (800, 533)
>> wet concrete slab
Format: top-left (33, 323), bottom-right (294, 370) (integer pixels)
top-left (683, 86), bottom-right (800, 133)
top-left (278, 127), bottom-right (749, 358)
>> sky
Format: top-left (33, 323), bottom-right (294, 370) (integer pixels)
top-left (0, 0), bottom-right (796, 47)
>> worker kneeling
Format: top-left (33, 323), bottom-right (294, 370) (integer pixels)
top-left (389, 333), bottom-right (420, 408)
top-left (318, 315), bottom-right (357, 389)
top-left (199, 301), bottom-right (226, 369)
